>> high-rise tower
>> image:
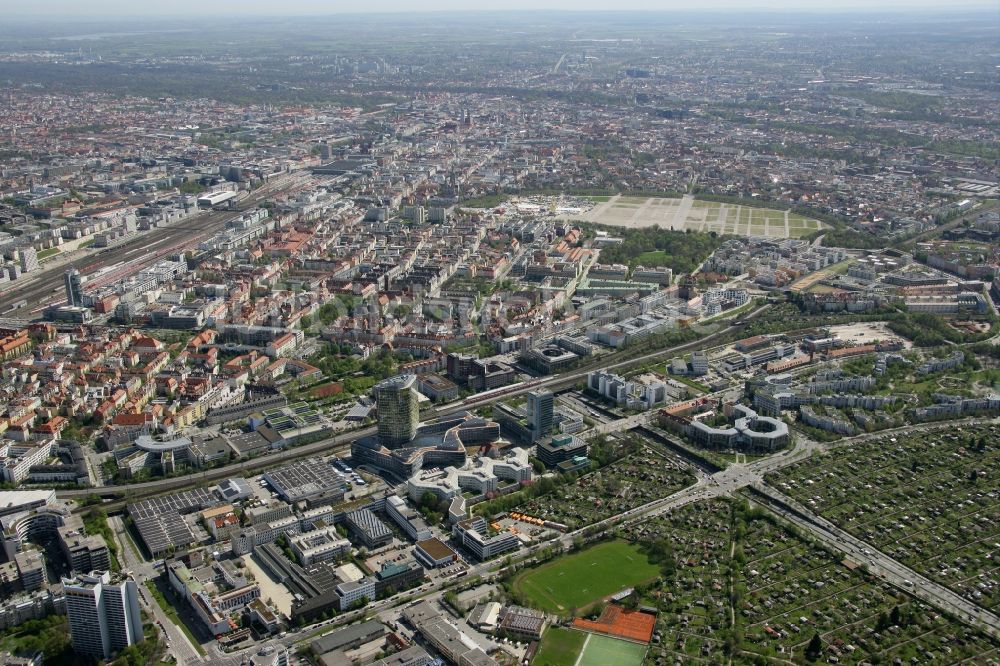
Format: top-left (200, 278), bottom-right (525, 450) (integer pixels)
top-left (63, 571), bottom-right (143, 660)
top-left (374, 375), bottom-right (420, 447)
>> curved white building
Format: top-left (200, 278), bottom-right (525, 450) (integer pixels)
top-left (688, 404), bottom-right (789, 452)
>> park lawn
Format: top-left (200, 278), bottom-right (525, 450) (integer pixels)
top-left (37, 247), bottom-right (60, 260)
top-left (533, 627), bottom-right (587, 666)
top-left (577, 633), bottom-right (646, 666)
top-left (787, 226), bottom-right (816, 239)
top-left (635, 250), bottom-right (671, 267)
top-left (513, 540), bottom-right (659, 614)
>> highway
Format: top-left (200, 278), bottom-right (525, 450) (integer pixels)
top-left (131, 411), bottom-right (998, 663)
top-left (750, 485), bottom-right (1000, 641)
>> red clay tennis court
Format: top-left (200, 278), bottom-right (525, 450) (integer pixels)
top-left (572, 604), bottom-right (656, 643)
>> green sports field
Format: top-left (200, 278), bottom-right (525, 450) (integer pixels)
top-left (513, 541), bottom-right (659, 613)
top-left (533, 627), bottom-right (588, 666)
top-left (577, 633), bottom-right (646, 666)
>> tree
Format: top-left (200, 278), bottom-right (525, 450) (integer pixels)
top-left (806, 632), bottom-right (823, 661)
top-left (876, 611), bottom-right (889, 631)
top-left (420, 491), bottom-right (440, 511)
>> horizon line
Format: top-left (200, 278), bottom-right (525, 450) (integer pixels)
top-left (3, 6), bottom-right (998, 18)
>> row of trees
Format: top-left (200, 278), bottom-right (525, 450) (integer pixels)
top-left (83, 509), bottom-right (121, 572)
top-left (887, 311), bottom-right (998, 347)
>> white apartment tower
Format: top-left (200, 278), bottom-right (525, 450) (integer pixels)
top-left (63, 571), bottom-right (144, 660)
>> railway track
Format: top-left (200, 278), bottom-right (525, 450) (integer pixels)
top-left (60, 304), bottom-right (772, 513)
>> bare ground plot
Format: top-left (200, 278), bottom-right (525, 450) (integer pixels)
top-left (565, 195), bottom-right (823, 239)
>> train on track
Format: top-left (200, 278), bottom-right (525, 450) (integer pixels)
top-left (460, 378), bottom-right (546, 406)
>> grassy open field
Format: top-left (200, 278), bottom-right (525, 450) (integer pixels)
top-left (563, 194), bottom-right (823, 238)
top-left (577, 633), bottom-right (646, 666)
top-left (533, 627), bottom-right (588, 666)
top-left (635, 249), bottom-right (671, 265)
top-left (513, 541), bottom-right (659, 613)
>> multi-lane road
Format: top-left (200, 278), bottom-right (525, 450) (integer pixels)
top-left (122, 411), bottom-right (999, 663)
top-left (110, 514), bottom-right (207, 666)
top-left (57, 303), bottom-right (773, 510)
top-left (752, 485), bottom-right (1000, 640)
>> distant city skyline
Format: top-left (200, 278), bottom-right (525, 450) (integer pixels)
top-left (3, 0), bottom-right (995, 17)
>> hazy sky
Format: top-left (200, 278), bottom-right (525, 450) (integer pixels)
top-left (3, 0), bottom-right (995, 16)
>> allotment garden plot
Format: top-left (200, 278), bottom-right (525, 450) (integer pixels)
top-left (621, 498), bottom-right (999, 664)
top-left (767, 422), bottom-right (1000, 612)
top-left (735, 506), bottom-right (997, 664)
top-left (624, 499), bottom-right (734, 663)
top-left (515, 451), bottom-right (694, 530)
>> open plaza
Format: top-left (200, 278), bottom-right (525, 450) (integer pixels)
top-left (560, 195), bottom-right (824, 238)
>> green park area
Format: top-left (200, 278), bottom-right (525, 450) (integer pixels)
top-left (576, 195), bottom-right (823, 239)
top-left (513, 540), bottom-right (659, 614)
top-left (532, 627), bottom-right (587, 666)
